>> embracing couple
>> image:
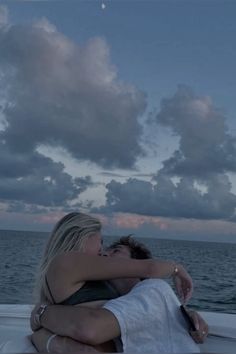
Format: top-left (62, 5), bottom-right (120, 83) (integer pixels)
top-left (29, 212), bottom-right (208, 353)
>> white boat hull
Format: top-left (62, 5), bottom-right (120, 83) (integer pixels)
top-left (0, 305), bottom-right (235, 353)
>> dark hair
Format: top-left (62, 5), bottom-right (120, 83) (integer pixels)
top-left (108, 235), bottom-right (152, 259)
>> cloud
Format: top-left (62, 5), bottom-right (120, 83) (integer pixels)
top-left (99, 172), bottom-right (128, 178)
top-left (112, 213), bottom-right (168, 230)
top-left (97, 172), bottom-right (236, 221)
top-left (0, 209), bottom-right (67, 232)
top-left (0, 13), bottom-right (146, 169)
top-left (155, 85), bottom-right (236, 177)
top-left (1, 8), bottom-right (236, 227)
top-left (99, 171), bottom-right (155, 179)
top-left (0, 142), bottom-right (93, 207)
top-left (0, 5), bottom-right (8, 28)
top-left (0, 8), bottom-right (147, 213)
top-left (94, 86), bottom-right (236, 222)
top-left (97, 212), bottom-right (236, 242)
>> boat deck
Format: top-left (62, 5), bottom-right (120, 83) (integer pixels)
top-left (0, 305), bottom-right (236, 353)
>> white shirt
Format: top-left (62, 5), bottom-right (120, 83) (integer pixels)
top-left (103, 279), bottom-right (200, 353)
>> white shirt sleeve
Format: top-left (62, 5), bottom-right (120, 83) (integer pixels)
top-left (103, 279), bottom-right (200, 353)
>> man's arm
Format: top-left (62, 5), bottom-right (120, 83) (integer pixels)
top-left (31, 304), bottom-right (120, 345)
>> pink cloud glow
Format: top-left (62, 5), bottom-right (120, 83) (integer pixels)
top-left (35, 212), bottom-right (65, 225)
top-left (112, 213), bottom-right (169, 230)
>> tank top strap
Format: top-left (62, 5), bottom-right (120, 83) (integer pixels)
top-left (45, 275), bottom-right (56, 304)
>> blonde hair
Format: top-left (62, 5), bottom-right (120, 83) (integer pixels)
top-left (34, 212), bottom-right (102, 302)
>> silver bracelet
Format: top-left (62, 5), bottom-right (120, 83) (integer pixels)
top-left (46, 334), bottom-right (57, 353)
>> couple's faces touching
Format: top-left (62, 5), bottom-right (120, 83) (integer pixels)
top-left (83, 232), bottom-right (131, 259)
top-left (83, 232), bottom-right (103, 256)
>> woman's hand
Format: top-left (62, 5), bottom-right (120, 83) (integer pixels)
top-left (30, 304), bottom-right (44, 332)
top-left (172, 264), bottom-right (193, 303)
top-left (188, 310), bottom-right (209, 343)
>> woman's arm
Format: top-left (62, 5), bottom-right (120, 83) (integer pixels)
top-left (48, 253), bottom-right (193, 303)
top-left (31, 304), bottom-right (120, 344)
top-left (31, 328), bottom-right (99, 353)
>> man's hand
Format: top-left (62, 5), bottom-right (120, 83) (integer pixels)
top-left (188, 310), bottom-right (209, 344)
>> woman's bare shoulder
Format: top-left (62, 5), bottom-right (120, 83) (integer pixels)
top-left (49, 251), bottom-right (89, 270)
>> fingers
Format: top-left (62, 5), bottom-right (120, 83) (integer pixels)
top-left (183, 287), bottom-right (192, 303)
top-left (179, 270), bottom-right (193, 303)
top-left (174, 278), bottom-right (184, 303)
top-left (189, 311), bottom-right (209, 344)
top-left (190, 329), bottom-right (208, 344)
top-left (175, 279), bottom-right (191, 304)
top-left (182, 281), bottom-right (193, 303)
top-left (173, 268), bottom-right (193, 303)
top-left (193, 311), bottom-right (209, 335)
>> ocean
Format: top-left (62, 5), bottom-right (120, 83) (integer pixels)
top-left (0, 229), bottom-right (235, 314)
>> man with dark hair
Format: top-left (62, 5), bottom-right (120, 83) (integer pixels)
top-left (106, 235), bottom-right (152, 260)
top-left (31, 236), bottom-right (208, 353)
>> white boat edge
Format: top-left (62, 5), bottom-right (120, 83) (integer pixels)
top-left (0, 304), bottom-right (236, 353)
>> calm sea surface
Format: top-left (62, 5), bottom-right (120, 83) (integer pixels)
top-left (0, 229), bottom-right (235, 314)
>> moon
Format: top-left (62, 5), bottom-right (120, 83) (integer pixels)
top-left (101, 3), bottom-right (106, 10)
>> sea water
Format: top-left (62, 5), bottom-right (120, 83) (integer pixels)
top-left (0, 229), bottom-right (235, 314)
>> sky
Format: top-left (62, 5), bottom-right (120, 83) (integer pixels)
top-left (0, 0), bottom-right (236, 242)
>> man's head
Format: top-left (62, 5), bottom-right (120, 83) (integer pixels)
top-left (106, 235), bottom-right (152, 260)
top-left (105, 236), bottom-right (152, 295)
